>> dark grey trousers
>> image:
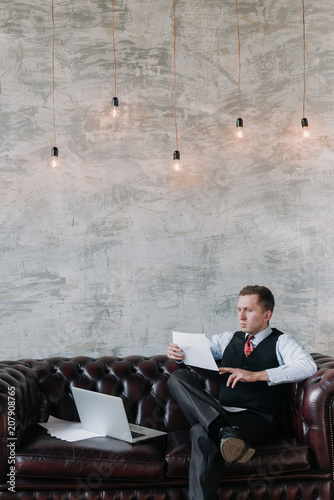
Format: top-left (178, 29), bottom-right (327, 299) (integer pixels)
top-left (168, 368), bottom-right (275, 500)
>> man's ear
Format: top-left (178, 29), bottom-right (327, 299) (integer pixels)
top-left (264, 310), bottom-right (272, 323)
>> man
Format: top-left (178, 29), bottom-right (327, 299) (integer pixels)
top-left (167, 285), bottom-right (317, 500)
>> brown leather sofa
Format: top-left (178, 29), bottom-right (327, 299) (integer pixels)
top-left (0, 352), bottom-right (333, 499)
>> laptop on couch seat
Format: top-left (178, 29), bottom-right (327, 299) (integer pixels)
top-left (71, 386), bottom-right (166, 443)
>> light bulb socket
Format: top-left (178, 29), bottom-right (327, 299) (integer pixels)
top-left (112, 97), bottom-right (119, 107)
top-left (173, 150), bottom-right (180, 161)
top-left (236, 117), bottom-right (243, 128)
top-left (301, 117), bottom-right (308, 128)
top-left (51, 146), bottom-right (58, 157)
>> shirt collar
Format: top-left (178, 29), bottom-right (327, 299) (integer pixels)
top-left (245, 325), bottom-right (272, 346)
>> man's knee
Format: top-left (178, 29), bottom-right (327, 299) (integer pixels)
top-left (167, 368), bottom-right (189, 395)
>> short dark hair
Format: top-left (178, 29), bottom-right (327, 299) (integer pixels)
top-left (239, 285), bottom-right (275, 313)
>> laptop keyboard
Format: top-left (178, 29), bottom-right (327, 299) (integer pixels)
top-left (131, 430), bottom-right (146, 439)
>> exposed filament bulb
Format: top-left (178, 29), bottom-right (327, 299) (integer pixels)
top-left (173, 150), bottom-right (181, 171)
top-left (51, 146), bottom-right (59, 168)
top-left (236, 117), bottom-right (243, 138)
top-left (112, 97), bottom-right (119, 118)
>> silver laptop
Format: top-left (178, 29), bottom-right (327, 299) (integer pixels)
top-left (71, 387), bottom-right (166, 443)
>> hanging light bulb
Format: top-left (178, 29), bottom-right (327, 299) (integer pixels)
top-left (301, 117), bottom-right (309, 138)
top-left (51, 146), bottom-right (59, 168)
top-left (236, 117), bottom-right (244, 138)
top-left (50, 1), bottom-right (60, 169)
top-left (111, 0), bottom-right (120, 120)
top-left (300, 1), bottom-right (309, 139)
top-left (235, 0), bottom-right (244, 139)
top-left (111, 96), bottom-right (119, 118)
top-left (172, 1), bottom-right (181, 172)
top-left (173, 150), bottom-right (181, 171)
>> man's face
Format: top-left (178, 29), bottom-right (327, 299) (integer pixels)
top-left (237, 294), bottom-right (272, 335)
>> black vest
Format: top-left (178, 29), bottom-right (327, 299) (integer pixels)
top-left (218, 328), bottom-right (290, 423)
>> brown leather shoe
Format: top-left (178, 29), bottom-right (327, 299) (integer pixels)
top-left (237, 445), bottom-right (255, 463)
top-left (219, 426), bottom-right (255, 463)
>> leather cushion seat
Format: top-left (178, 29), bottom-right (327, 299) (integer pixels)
top-left (15, 426), bottom-right (167, 482)
top-left (165, 431), bottom-right (311, 478)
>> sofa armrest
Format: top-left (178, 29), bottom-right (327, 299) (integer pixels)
top-left (291, 353), bottom-right (334, 473)
top-left (0, 364), bottom-right (42, 482)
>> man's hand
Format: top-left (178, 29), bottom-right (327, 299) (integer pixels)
top-left (167, 342), bottom-right (185, 361)
top-left (219, 367), bottom-right (269, 388)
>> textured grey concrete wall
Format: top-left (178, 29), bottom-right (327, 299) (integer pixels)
top-left (1, 0), bottom-right (333, 359)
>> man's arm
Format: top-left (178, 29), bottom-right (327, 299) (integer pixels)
top-left (219, 334), bottom-right (317, 387)
top-left (266, 333), bottom-right (317, 385)
top-left (208, 331), bottom-right (236, 359)
top-left (219, 367), bottom-right (269, 388)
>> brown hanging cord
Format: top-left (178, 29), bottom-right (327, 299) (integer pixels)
top-left (173, 0), bottom-right (179, 151)
top-left (302, 0), bottom-right (306, 118)
top-left (52, 0), bottom-right (57, 147)
top-left (236, 0), bottom-right (241, 118)
top-left (112, 0), bottom-right (117, 96)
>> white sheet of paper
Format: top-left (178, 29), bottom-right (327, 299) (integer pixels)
top-left (172, 331), bottom-right (219, 371)
top-left (39, 416), bottom-right (104, 442)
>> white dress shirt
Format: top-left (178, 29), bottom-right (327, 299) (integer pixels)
top-left (208, 325), bottom-right (317, 385)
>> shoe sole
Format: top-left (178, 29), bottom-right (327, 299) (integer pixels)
top-left (237, 446), bottom-right (255, 463)
top-left (220, 437), bottom-right (246, 462)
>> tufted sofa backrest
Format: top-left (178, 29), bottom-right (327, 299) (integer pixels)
top-left (2, 355), bottom-right (220, 432)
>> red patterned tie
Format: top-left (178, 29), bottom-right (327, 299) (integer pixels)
top-left (244, 335), bottom-right (255, 357)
